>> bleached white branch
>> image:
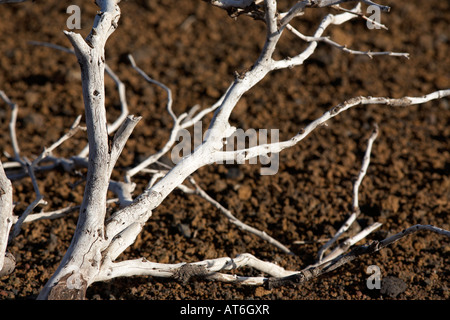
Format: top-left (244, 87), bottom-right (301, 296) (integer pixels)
top-left (266, 224), bottom-right (450, 288)
top-left (379, 225), bottom-right (450, 247)
top-left (95, 252), bottom-right (296, 283)
top-left (1, 0), bottom-right (444, 300)
top-left (8, 158), bottom-right (48, 241)
top-left (286, 24), bottom-right (408, 58)
top-left (332, 4), bottom-right (388, 30)
top-left (273, 5), bottom-right (363, 70)
top-left (78, 63), bottom-right (132, 158)
top-left (317, 125), bottom-right (379, 262)
top-left (124, 55), bottom-right (188, 180)
top-left (311, 0), bottom-right (389, 11)
top-left (38, 0), bottom-right (127, 300)
top-left (11, 198), bottom-right (119, 225)
top-left (317, 222), bottom-right (383, 266)
top-left (104, 0), bottom-right (448, 254)
top-left (279, 1), bottom-right (308, 28)
top-left (102, 211), bottom-right (151, 263)
top-left (0, 160), bottom-right (14, 275)
top-left (108, 181), bottom-right (135, 207)
top-left (128, 54), bottom-right (176, 123)
top-left (8, 195), bottom-right (46, 242)
top-left (28, 41), bottom-right (132, 160)
top-left (0, 91), bottom-right (21, 162)
top-left (182, 177), bottom-right (293, 254)
top-left (352, 125), bottom-right (378, 211)
top-left (31, 115), bottom-right (85, 167)
top-left (95, 224), bottom-right (450, 286)
top-left (211, 90), bottom-right (450, 164)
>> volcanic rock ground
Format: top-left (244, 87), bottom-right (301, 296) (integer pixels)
top-left (0, 0), bottom-right (449, 300)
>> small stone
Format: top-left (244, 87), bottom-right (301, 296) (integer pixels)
top-left (177, 223), bottom-right (192, 239)
top-left (238, 185), bottom-right (252, 201)
top-left (381, 276), bottom-right (407, 298)
top-left (382, 195), bottom-right (400, 213)
top-left (226, 167), bottom-right (243, 180)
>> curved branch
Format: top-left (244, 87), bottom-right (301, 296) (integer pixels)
top-left (38, 0), bottom-right (124, 300)
top-left (211, 90), bottom-right (450, 163)
top-left (94, 224), bottom-right (450, 287)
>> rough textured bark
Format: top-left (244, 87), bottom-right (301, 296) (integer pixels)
top-left (37, 0), bottom-right (126, 300)
top-left (0, 161), bottom-right (14, 277)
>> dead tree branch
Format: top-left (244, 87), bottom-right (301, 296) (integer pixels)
top-left (317, 125), bottom-right (379, 263)
top-left (0, 160), bottom-right (14, 276)
top-left (0, 0), bottom-right (448, 300)
top-left (266, 225), bottom-right (450, 288)
top-left (37, 0), bottom-right (142, 300)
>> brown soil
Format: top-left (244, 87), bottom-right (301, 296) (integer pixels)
top-left (0, 0), bottom-right (449, 301)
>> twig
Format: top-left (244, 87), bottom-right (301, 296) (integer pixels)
top-left (95, 252), bottom-right (297, 283)
top-left (184, 177), bottom-right (294, 254)
top-left (316, 222), bottom-right (382, 266)
top-left (267, 224), bottom-right (450, 288)
top-left (27, 41), bottom-right (131, 159)
top-left (317, 124), bottom-right (379, 262)
top-left (11, 198), bottom-right (119, 224)
top-left (0, 160), bottom-right (14, 274)
top-left (8, 158), bottom-right (47, 241)
top-left (293, 238), bottom-right (330, 245)
top-left (312, 0), bottom-right (389, 12)
top-left (31, 115), bottom-right (85, 167)
top-left (286, 24), bottom-right (408, 58)
top-left (332, 3), bottom-right (389, 30)
top-left (212, 90), bottom-right (450, 163)
top-left (128, 55), bottom-right (176, 122)
top-left (0, 91), bottom-right (21, 162)
top-left (203, 0), bottom-right (255, 10)
top-left (125, 55), bottom-right (188, 181)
